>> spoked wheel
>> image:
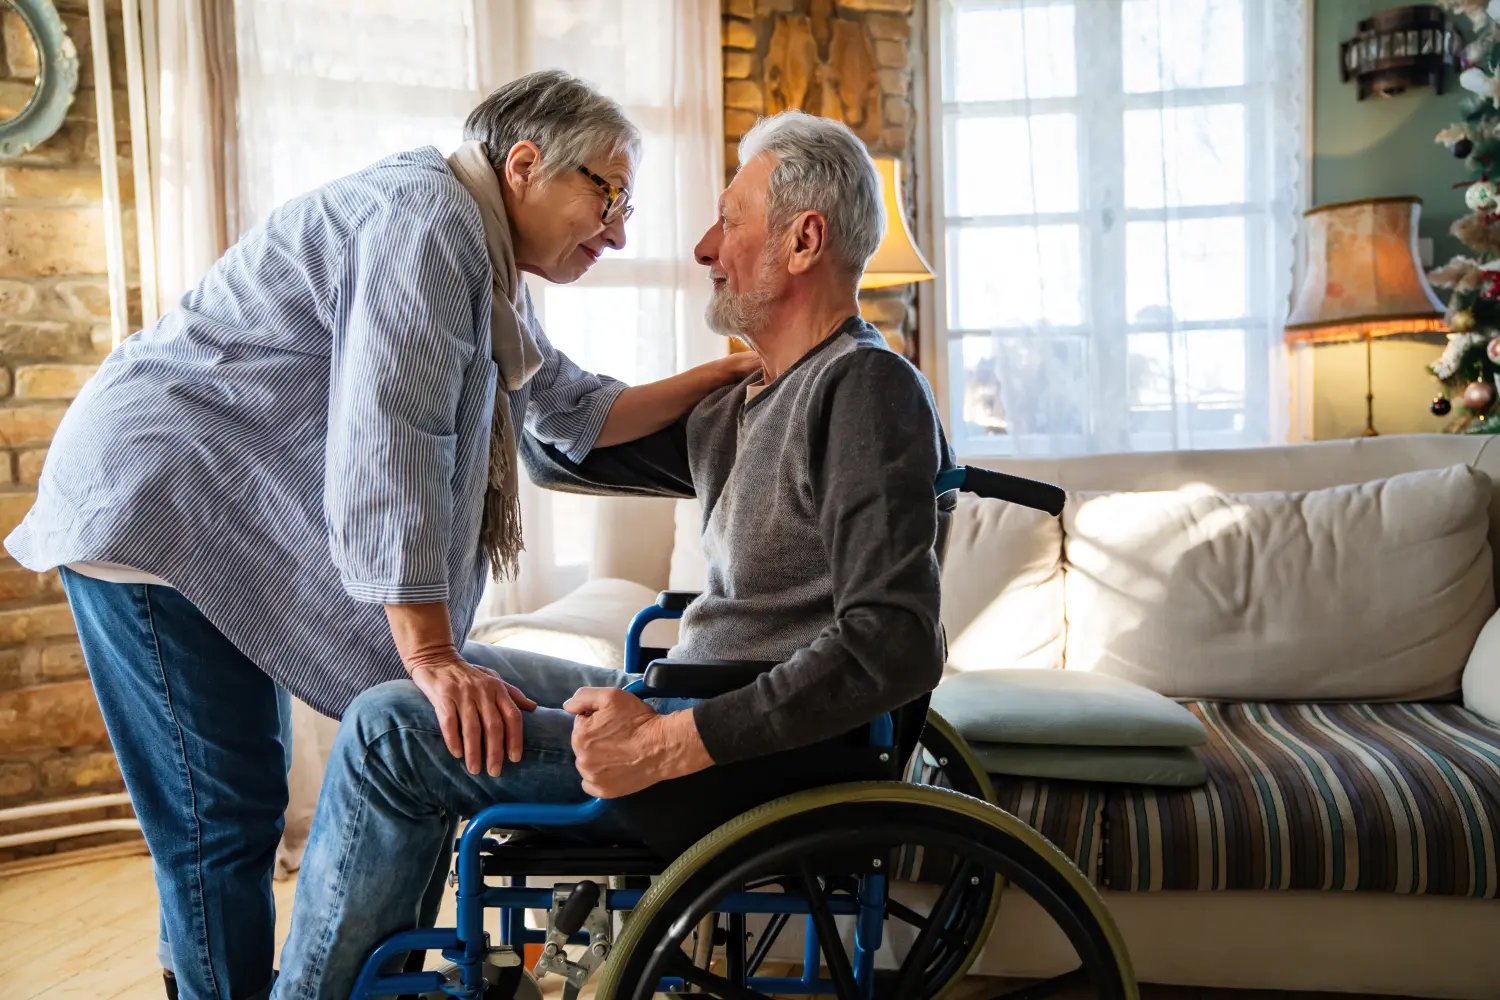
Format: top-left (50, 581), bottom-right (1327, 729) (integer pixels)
top-left (594, 783), bottom-right (1135, 1000)
top-left (913, 709), bottom-right (998, 803)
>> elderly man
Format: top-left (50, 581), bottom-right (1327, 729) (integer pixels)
top-left (272, 110), bottom-right (952, 1000)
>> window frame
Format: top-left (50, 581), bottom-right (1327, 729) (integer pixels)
top-left (923, 0), bottom-right (1299, 459)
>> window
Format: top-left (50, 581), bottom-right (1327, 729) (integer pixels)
top-left (931, 0), bottom-right (1305, 457)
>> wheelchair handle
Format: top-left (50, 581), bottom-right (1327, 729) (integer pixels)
top-left (935, 466), bottom-right (1065, 517)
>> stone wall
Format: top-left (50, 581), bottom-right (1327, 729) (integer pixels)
top-left (0, 0), bottom-right (135, 861)
top-left (721, 0), bottom-right (925, 363)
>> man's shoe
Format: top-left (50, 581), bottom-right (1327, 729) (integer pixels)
top-left (163, 971), bottom-right (178, 1000)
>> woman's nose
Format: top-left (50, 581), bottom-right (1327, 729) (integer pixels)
top-left (602, 215), bottom-right (627, 251)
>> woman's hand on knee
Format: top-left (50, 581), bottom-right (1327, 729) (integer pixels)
top-left (407, 655), bottom-right (538, 777)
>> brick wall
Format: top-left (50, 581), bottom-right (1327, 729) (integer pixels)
top-left (721, 0), bottom-right (925, 362)
top-left (0, 0), bottom-right (135, 861)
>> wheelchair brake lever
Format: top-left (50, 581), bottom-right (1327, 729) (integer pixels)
top-left (534, 880), bottom-right (611, 998)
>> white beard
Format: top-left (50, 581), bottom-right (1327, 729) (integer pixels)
top-left (705, 248), bottom-right (780, 338)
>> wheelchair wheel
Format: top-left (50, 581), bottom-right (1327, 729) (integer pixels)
top-left (594, 783), bottom-right (1135, 1000)
top-left (914, 708), bottom-right (998, 804)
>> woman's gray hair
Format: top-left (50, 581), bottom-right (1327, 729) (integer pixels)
top-left (464, 69), bottom-right (641, 181)
top-left (737, 111), bottom-right (885, 278)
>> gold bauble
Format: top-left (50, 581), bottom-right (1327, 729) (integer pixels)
top-left (1452, 308), bottom-right (1477, 332)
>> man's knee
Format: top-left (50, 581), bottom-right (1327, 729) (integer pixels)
top-left (341, 680), bottom-right (438, 751)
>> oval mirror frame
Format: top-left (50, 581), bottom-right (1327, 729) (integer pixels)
top-left (0, 0), bottom-right (79, 160)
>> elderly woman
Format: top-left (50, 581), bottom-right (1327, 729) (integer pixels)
top-left (5, 70), bottom-right (754, 1000)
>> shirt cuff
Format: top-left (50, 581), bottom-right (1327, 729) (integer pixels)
top-left (563, 378), bottom-right (628, 464)
top-left (341, 578), bottom-right (450, 605)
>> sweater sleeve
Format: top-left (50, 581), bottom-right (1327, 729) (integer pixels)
top-left (691, 348), bottom-right (951, 764)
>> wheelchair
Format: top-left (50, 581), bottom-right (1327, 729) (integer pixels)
top-left (350, 467), bottom-right (1137, 1000)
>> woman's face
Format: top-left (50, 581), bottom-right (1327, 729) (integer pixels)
top-left (503, 141), bottom-right (632, 284)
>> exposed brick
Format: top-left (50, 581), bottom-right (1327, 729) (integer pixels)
top-left (40, 641), bottom-right (88, 681)
top-left (725, 141), bottom-right (741, 171)
top-left (725, 109), bottom-right (760, 139)
top-left (0, 280), bottom-right (38, 317)
top-left (0, 455), bottom-right (11, 485)
top-left (882, 126), bottom-right (908, 152)
top-left (878, 69), bottom-right (907, 96)
top-left (723, 18), bottom-right (757, 50)
top-left (0, 680), bottom-right (103, 753)
top-left (724, 51), bottom-right (754, 80)
top-left (0, 320), bottom-right (93, 356)
top-left (858, 294), bottom-right (908, 326)
top-left (0, 168), bottom-right (104, 204)
top-left (0, 80), bottom-right (33, 120)
top-left (724, 80), bottom-right (765, 113)
top-left (883, 95), bottom-right (910, 126)
top-left (725, 0), bottom-right (754, 15)
top-left (0, 762), bottom-right (36, 799)
top-left (873, 39), bottom-right (908, 68)
top-left (836, 0), bottom-right (912, 11)
top-left (3, 9), bottom-right (39, 77)
top-left (40, 750), bottom-right (121, 794)
top-left (0, 367), bottom-right (10, 398)
top-left (0, 490), bottom-right (34, 535)
top-left (0, 647), bottom-right (29, 689)
top-left (866, 13), bottom-right (911, 41)
top-left (17, 447), bottom-right (45, 484)
top-left (0, 565), bottom-right (51, 603)
top-left (14, 363), bottom-right (96, 400)
top-left (0, 405), bottom-right (68, 446)
top-left (757, 0), bottom-right (796, 11)
top-left (0, 207), bottom-right (108, 278)
top-left (0, 603), bottom-right (75, 648)
top-left (53, 279), bottom-right (112, 319)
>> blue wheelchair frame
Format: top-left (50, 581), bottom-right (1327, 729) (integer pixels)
top-left (348, 466), bottom-right (1065, 1000)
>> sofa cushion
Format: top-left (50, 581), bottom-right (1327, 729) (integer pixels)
top-left (969, 742), bottom-right (1206, 786)
top-left (1102, 701), bottom-right (1500, 897)
top-left (1064, 465), bottom-right (1494, 700)
top-left (931, 668), bottom-right (1206, 747)
top-left (1464, 607), bottom-right (1500, 727)
top-left (942, 494), bottom-right (1065, 673)
top-left (468, 578), bottom-right (672, 669)
top-left (669, 498), bottom-right (709, 592)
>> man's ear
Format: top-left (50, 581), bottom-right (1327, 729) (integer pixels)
top-left (503, 140), bottom-right (543, 194)
top-left (786, 210), bottom-right (829, 275)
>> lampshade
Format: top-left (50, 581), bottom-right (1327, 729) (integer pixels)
top-left (1283, 196), bottom-right (1447, 344)
top-left (860, 157), bottom-right (935, 290)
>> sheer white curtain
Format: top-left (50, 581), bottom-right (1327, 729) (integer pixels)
top-left (934, 0), bottom-right (1305, 457)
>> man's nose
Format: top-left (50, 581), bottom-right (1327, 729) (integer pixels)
top-left (695, 223), bottom-right (720, 265)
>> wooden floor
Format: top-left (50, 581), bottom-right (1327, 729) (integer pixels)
top-left (0, 854), bottom-right (1432, 1000)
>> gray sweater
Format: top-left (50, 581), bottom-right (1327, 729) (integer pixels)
top-left (522, 317), bottom-right (954, 764)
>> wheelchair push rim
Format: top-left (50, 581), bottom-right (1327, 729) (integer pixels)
top-left (593, 782), bottom-right (1136, 1000)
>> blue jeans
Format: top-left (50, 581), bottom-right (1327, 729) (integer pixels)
top-left (60, 569), bottom-right (293, 1000)
top-left (271, 643), bottom-right (678, 1000)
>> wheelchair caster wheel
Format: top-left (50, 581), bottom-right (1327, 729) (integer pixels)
top-left (421, 961), bottom-right (543, 1000)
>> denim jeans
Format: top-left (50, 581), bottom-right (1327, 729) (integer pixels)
top-left (59, 569), bottom-right (293, 1000)
top-left (270, 642), bottom-right (688, 1000)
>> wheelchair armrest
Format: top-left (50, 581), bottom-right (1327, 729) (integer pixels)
top-left (643, 658), bottom-right (778, 698)
top-left (656, 590), bottom-right (701, 612)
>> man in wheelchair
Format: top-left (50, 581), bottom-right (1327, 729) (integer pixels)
top-left (273, 110), bottom-right (952, 999)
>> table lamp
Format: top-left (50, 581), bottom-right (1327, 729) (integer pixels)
top-left (860, 157), bottom-right (934, 290)
top-left (1284, 196), bottom-right (1447, 436)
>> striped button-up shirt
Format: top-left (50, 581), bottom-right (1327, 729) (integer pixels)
top-left (6, 147), bottom-right (624, 717)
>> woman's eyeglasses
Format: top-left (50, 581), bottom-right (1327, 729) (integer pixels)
top-left (578, 166), bottom-right (634, 225)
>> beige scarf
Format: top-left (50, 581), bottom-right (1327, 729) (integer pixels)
top-left (446, 141), bottom-right (545, 579)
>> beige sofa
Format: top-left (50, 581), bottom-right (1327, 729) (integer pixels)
top-left (472, 434), bottom-right (1500, 999)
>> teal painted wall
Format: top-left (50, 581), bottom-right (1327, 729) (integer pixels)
top-left (1310, 0), bottom-right (1466, 438)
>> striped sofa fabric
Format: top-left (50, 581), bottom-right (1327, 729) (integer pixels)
top-left (910, 702), bottom-right (1500, 898)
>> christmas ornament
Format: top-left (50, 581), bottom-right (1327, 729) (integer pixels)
top-left (1432, 396), bottom-right (1453, 416)
top-left (1466, 179), bottom-right (1499, 212)
top-left (1465, 380), bottom-right (1497, 411)
top-left (1488, 336), bottom-right (1500, 364)
top-left (1453, 308), bottom-right (1478, 331)
top-left (1456, 137), bottom-right (1475, 158)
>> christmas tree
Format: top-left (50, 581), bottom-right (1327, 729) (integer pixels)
top-left (1428, 0), bottom-right (1500, 431)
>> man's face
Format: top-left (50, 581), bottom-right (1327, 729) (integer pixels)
top-left (696, 153), bottom-right (782, 339)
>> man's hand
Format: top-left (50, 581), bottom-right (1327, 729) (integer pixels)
top-left (564, 688), bottom-right (713, 798)
top-left (407, 654), bottom-right (537, 777)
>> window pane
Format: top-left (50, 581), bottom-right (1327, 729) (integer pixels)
top-left (536, 286), bottom-right (674, 384)
top-left (1127, 329), bottom-right (1247, 434)
top-left (949, 2), bottom-right (1076, 101)
top-left (949, 225), bottom-right (1083, 330)
top-left (953, 114), bottom-right (1079, 216)
top-left (1122, 0), bottom-right (1244, 93)
top-left (957, 334), bottom-right (1089, 440)
top-left (1125, 104), bottom-right (1245, 209)
top-left (1125, 218), bottom-right (1246, 323)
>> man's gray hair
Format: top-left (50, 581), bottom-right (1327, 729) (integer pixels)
top-left (737, 111), bottom-right (885, 278)
top-left (465, 69), bottom-right (641, 181)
